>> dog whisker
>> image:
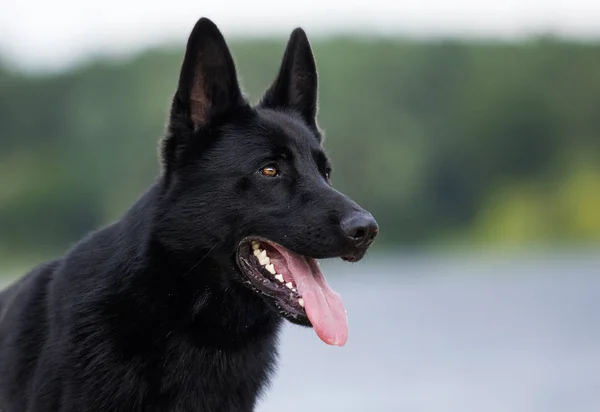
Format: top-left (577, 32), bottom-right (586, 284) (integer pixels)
top-left (182, 242), bottom-right (220, 278)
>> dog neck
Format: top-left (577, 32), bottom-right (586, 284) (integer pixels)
top-left (61, 184), bottom-right (283, 410)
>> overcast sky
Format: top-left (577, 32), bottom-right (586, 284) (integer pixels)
top-left (1, 0), bottom-right (600, 72)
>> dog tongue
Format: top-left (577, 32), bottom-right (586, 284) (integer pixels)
top-left (275, 248), bottom-right (348, 346)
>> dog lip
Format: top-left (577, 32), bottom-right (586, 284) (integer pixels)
top-left (235, 237), bottom-right (309, 321)
top-left (236, 255), bottom-right (306, 318)
top-left (341, 247), bottom-right (369, 262)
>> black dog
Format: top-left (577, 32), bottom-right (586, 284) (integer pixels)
top-left (0, 17), bottom-right (378, 411)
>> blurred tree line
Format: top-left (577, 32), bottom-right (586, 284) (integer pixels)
top-left (1, 37), bottom-right (600, 263)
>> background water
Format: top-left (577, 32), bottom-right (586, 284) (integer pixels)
top-left (257, 253), bottom-right (600, 412)
top-left (2, 253), bottom-right (598, 411)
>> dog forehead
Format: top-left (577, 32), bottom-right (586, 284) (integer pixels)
top-left (254, 108), bottom-right (319, 151)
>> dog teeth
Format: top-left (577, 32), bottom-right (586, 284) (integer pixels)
top-left (258, 254), bottom-right (268, 266)
top-left (250, 247), bottom-right (294, 290)
top-left (298, 298), bottom-right (305, 308)
top-left (253, 247), bottom-right (270, 265)
top-left (258, 249), bottom-right (267, 262)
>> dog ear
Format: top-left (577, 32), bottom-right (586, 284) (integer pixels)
top-left (172, 17), bottom-right (245, 129)
top-left (261, 28), bottom-right (318, 129)
top-left (163, 18), bottom-right (247, 168)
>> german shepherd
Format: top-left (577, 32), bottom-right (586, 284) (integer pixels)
top-left (0, 17), bottom-right (378, 411)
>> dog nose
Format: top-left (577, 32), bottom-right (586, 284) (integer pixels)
top-left (340, 212), bottom-right (379, 247)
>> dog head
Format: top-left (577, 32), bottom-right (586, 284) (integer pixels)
top-left (157, 18), bottom-right (378, 345)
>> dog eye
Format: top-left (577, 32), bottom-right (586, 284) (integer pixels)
top-left (260, 165), bottom-right (279, 177)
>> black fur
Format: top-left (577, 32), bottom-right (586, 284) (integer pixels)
top-left (0, 18), bottom-right (378, 411)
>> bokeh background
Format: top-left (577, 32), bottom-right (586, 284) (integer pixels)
top-left (1, 1), bottom-right (599, 411)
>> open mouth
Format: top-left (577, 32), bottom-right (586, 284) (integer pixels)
top-left (237, 237), bottom-right (348, 346)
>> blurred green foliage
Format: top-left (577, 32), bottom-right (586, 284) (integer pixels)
top-left (1, 37), bottom-right (600, 263)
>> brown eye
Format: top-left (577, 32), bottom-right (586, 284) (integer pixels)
top-left (261, 165), bottom-right (278, 177)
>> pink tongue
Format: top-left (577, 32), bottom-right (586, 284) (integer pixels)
top-left (276, 250), bottom-right (348, 346)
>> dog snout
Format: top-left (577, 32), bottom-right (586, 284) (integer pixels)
top-left (340, 211), bottom-right (379, 248)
